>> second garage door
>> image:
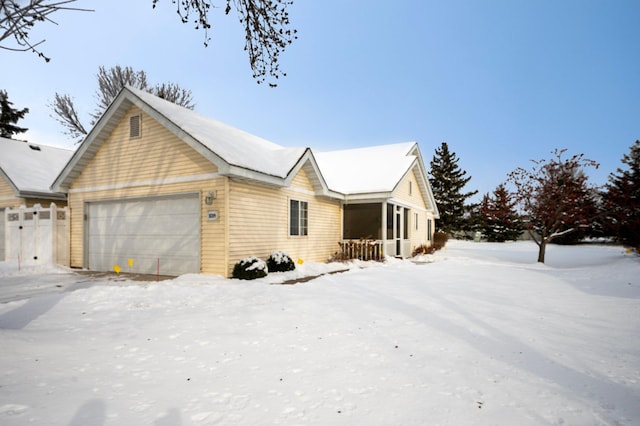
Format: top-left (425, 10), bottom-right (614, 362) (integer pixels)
top-left (87, 194), bottom-right (200, 276)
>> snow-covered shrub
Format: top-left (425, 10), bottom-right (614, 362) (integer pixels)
top-left (232, 256), bottom-right (268, 280)
top-left (267, 251), bottom-right (296, 273)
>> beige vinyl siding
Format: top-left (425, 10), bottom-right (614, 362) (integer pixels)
top-left (73, 106), bottom-right (216, 189)
top-left (68, 107), bottom-right (228, 275)
top-left (290, 167), bottom-right (314, 192)
top-left (0, 177), bottom-right (23, 208)
top-left (393, 167), bottom-right (430, 250)
top-left (227, 170), bottom-right (341, 275)
top-left (0, 178), bottom-right (66, 209)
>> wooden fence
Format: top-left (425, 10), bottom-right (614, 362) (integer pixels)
top-left (339, 239), bottom-right (384, 261)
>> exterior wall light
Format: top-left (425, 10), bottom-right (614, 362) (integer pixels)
top-left (205, 190), bottom-right (217, 205)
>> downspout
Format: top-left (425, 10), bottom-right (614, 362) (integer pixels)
top-left (224, 177), bottom-right (230, 276)
top-left (381, 201), bottom-right (387, 257)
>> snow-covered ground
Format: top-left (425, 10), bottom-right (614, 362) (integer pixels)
top-left (1, 241), bottom-right (639, 425)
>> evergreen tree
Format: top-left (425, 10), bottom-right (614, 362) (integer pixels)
top-left (479, 184), bottom-right (522, 242)
top-left (603, 140), bottom-right (640, 247)
top-left (429, 142), bottom-right (478, 234)
top-left (0, 89), bottom-right (29, 138)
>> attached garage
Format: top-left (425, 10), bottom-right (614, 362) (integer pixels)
top-left (85, 194), bottom-right (200, 276)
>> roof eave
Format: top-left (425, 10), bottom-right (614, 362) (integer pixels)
top-left (343, 191), bottom-right (394, 202)
top-left (0, 168), bottom-right (20, 196)
top-left (17, 190), bottom-right (67, 201)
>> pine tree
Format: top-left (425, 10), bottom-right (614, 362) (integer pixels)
top-left (479, 184), bottom-right (522, 242)
top-left (429, 142), bottom-right (478, 234)
top-left (603, 140), bottom-right (640, 247)
top-left (0, 90), bottom-right (29, 138)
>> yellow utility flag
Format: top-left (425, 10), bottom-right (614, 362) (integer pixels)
top-left (113, 264), bottom-right (121, 274)
top-left (297, 258), bottom-right (304, 265)
top-left (128, 258), bottom-right (134, 267)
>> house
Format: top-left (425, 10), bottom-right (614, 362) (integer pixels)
top-left (0, 137), bottom-right (74, 260)
top-left (52, 86), bottom-right (439, 277)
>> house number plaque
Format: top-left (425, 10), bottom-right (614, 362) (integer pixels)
top-left (207, 210), bottom-right (219, 221)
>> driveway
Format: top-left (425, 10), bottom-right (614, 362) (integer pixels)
top-left (0, 264), bottom-right (172, 304)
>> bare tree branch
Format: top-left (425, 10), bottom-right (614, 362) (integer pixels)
top-left (152, 0), bottom-right (297, 87)
top-left (49, 92), bottom-right (88, 139)
top-left (153, 82), bottom-right (195, 109)
top-left (231, 0), bottom-right (297, 87)
top-left (0, 0), bottom-right (93, 62)
top-left (92, 65), bottom-right (150, 123)
top-left (50, 65), bottom-right (195, 143)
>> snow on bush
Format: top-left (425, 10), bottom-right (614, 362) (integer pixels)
top-left (232, 256), bottom-right (268, 280)
top-left (267, 251), bottom-right (296, 273)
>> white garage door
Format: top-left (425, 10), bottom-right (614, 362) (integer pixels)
top-left (87, 194), bottom-right (200, 276)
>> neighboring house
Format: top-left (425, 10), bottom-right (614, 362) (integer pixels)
top-left (0, 137), bottom-right (74, 260)
top-left (52, 86), bottom-right (439, 277)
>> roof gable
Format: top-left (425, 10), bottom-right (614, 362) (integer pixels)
top-left (129, 88), bottom-right (307, 179)
top-left (315, 142), bottom-right (418, 194)
top-left (0, 137), bottom-right (73, 199)
top-left (314, 142), bottom-right (439, 215)
top-left (53, 86), bottom-right (310, 191)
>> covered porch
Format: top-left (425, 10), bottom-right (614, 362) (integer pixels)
top-left (340, 202), bottom-right (412, 260)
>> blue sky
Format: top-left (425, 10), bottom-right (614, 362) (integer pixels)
top-left (2, 0), bottom-right (639, 200)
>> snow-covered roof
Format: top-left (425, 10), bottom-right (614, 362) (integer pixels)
top-left (0, 137), bottom-right (73, 199)
top-left (53, 87), bottom-right (437, 214)
top-left (315, 142), bottom-right (418, 194)
top-left (129, 87), bottom-right (306, 179)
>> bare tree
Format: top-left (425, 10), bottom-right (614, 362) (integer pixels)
top-left (3, 1), bottom-right (297, 86)
top-left (50, 93), bottom-right (86, 139)
top-left (508, 149), bottom-right (599, 263)
top-left (51, 65), bottom-right (195, 142)
top-left (0, 0), bottom-right (92, 62)
top-left (153, 0), bottom-right (297, 86)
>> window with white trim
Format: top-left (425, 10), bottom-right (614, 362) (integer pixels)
top-left (289, 199), bottom-right (308, 236)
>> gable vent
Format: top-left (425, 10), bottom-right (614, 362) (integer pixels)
top-left (129, 115), bottom-right (141, 138)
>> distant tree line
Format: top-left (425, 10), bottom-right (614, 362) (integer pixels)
top-left (428, 141), bottom-right (640, 262)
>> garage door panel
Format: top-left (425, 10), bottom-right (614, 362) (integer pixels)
top-left (91, 236), bottom-right (199, 256)
top-left (88, 195), bottom-right (200, 276)
top-left (94, 218), bottom-right (199, 237)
